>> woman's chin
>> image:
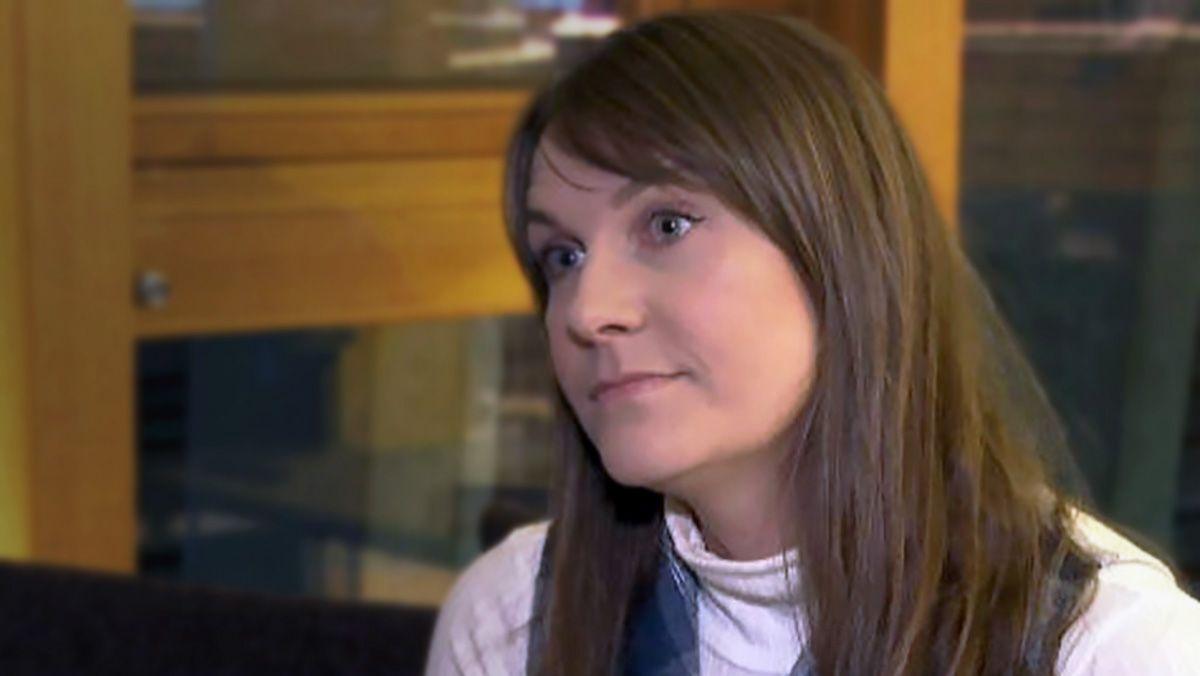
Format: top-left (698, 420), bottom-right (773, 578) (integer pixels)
top-left (598, 449), bottom-right (692, 492)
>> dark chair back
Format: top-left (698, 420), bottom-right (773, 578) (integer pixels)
top-left (0, 559), bottom-right (437, 675)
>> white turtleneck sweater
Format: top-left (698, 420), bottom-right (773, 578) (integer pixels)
top-left (424, 502), bottom-right (1200, 675)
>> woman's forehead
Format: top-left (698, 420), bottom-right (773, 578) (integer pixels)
top-left (527, 135), bottom-right (707, 212)
top-left (528, 138), bottom-right (630, 201)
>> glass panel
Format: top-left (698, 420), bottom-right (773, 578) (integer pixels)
top-left (960, 1), bottom-right (1200, 593)
top-left (137, 315), bottom-right (556, 605)
top-left (131, 0), bottom-right (621, 92)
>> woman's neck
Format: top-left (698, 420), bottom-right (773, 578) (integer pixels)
top-left (691, 498), bottom-right (786, 561)
top-left (665, 452), bottom-right (792, 561)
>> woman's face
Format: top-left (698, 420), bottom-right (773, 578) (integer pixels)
top-left (526, 138), bottom-right (818, 495)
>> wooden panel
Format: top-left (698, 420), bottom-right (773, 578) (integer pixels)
top-left (626, 0), bottom-right (887, 73)
top-left (615, 0), bottom-right (687, 21)
top-left (19, 0), bottom-right (135, 571)
top-left (0, 0), bottom-right (32, 560)
top-left (684, 0), bottom-right (813, 13)
top-left (810, 0), bottom-right (886, 76)
top-left (883, 0), bottom-right (964, 227)
top-left (134, 91), bottom-right (530, 165)
top-left (133, 159), bottom-right (533, 337)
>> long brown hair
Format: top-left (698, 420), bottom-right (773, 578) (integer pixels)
top-left (502, 12), bottom-right (1098, 675)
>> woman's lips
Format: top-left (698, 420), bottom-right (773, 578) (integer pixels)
top-left (590, 373), bottom-right (683, 404)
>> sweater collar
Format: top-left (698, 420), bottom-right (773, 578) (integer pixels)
top-left (663, 497), bottom-right (802, 607)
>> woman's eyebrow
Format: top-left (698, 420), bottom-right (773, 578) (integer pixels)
top-left (611, 182), bottom-right (652, 208)
top-left (525, 208), bottom-right (563, 234)
top-left (525, 183), bottom-right (681, 236)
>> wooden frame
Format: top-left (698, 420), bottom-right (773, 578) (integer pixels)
top-left (884, 0), bottom-right (963, 227)
top-left (134, 91), bottom-right (530, 165)
top-left (0, 0), bottom-right (32, 560)
top-left (2, 0), bottom-right (135, 571)
top-left (134, 157), bottom-right (531, 337)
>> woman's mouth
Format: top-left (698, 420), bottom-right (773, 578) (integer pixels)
top-left (590, 373), bottom-right (684, 404)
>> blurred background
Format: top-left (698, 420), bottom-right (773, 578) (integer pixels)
top-left (1, 0), bottom-right (1196, 638)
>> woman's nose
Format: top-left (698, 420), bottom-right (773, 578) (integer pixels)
top-left (562, 250), bottom-right (645, 345)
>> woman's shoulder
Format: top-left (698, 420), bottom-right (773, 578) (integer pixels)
top-left (424, 520), bottom-right (550, 675)
top-left (450, 519), bottom-right (550, 611)
top-left (1058, 510), bottom-right (1200, 675)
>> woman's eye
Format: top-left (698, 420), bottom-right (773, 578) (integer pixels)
top-left (537, 245), bottom-right (586, 281)
top-left (647, 210), bottom-right (703, 244)
top-left (533, 209), bottom-right (702, 283)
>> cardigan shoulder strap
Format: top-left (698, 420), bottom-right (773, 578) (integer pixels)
top-left (525, 524), bottom-right (703, 675)
top-left (525, 522), bottom-right (555, 675)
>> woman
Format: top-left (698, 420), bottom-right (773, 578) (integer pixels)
top-left (425, 12), bottom-right (1200, 675)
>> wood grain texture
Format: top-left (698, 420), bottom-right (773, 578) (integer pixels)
top-left (883, 0), bottom-right (964, 228)
top-left (20, 0), bottom-right (135, 571)
top-left (133, 158), bottom-right (533, 337)
top-left (810, 0), bottom-right (886, 75)
top-left (134, 91), bottom-right (531, 165)
top-left (0, 0), bottom-right (32, 560)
